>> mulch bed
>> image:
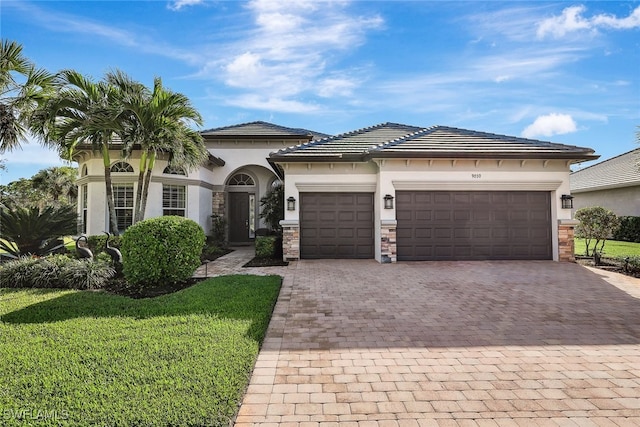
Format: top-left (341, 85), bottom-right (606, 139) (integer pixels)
top-left (576, 256), bottom-right (640, 279)
top-left (104, 276), bottom-right (204, 299)
top-left (243, 257), bottom-right (289, 268)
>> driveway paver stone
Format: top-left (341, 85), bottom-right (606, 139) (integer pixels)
top-left (231, 258), bottom-right (640, 426)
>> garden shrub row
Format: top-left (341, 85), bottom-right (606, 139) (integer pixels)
top-left (612, 216), bottom-right (640, 243)
top-left (0, 255), bottom-right (115, 289)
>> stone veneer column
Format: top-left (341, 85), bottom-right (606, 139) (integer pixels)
top-left (380, 220), bottom-right (397, 263)
top-left (211, 191), bottom-right (225, 216)
top-left (558, 219), bottom-right (579, 262)
top-left (280, 220), bottom-right (300, 261)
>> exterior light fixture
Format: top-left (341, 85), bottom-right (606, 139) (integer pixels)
top-left (287, 196), bottom-right (296, 211)
top-left (561, 194), bottom-right (574, 209)
top-left (383, 194), bottom-right (394, 209)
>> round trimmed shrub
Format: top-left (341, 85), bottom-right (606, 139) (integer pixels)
top-left (121, 216), bottom-right (205, 287)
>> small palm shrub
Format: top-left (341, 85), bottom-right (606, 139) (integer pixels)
top-left (0, 255), bottom-right (114, 289)
top-left (255, 236), bottom-right (276, 258)
top-left (121, 216), bottom-right (205, 287)
top-left (0, 203), bottom-right (77, 256)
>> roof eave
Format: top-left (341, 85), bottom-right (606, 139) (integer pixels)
top-left (366, 151), bottom-right (600, 161)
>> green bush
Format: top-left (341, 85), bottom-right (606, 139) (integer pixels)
top-left (613, 216), bottom-right (640, 243)
top-left (255, 236), bottom-right (276, 258)
top-left (0, 255), bottom-right (114, 289)
top-left (210, 214), bottom-right (227, 246)
top-left (121, 216), bottom-right (205, 287)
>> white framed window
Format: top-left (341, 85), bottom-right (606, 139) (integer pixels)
top-left (112, 184), bottom-right (134, 232)
top-left (163, 185), bottom-right (186, 217)
top-left (228, 173), bottom-right (255, 186)
top-left (110, 161), bottom-right (134, 173)
top-left (163, 165), bottom-right (186, 175)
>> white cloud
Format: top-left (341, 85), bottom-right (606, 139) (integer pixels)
top-left (225, 94), bottom-right (320, 114)
top-left (522, 114), bottom-right (578, 138)
top-left (212, 0), bottom-right (383, 107)
top-left (168, 0), bottom-right (205, 11)
top-left (537, 5), bottom-right (640, 39)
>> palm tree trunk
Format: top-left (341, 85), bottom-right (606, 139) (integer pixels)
top-left (102, 144), bottom-right (119, 235)
top-left (133, 150), bottom-right (148, 223)
top-left (139, 151), bottom-right (156, 221)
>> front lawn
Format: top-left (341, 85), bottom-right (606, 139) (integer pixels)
top-left (574, 238), bottom-right (640, 257)
top-left (0, 275), bottom-right (281, 427)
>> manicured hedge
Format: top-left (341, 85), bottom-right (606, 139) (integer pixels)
top-left (121, 216), bottom-right (205, 287)
top-left (613, 216), bottom-right (640, 243)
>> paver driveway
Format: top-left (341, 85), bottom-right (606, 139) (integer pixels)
top-left (235, 261), bottom-right (640, 426)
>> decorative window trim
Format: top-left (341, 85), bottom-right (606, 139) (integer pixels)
top-left (228, 173), bottom-right (255, 186)
top-left (110, 161), bottom-right (134, 173)
top-left (112, 184), bottom-right (134, 232)
top-left (163, 165), bottom-right (186, 175)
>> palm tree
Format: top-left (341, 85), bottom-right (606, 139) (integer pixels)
top-left (38, 70), bottom-right (126, 234)
top-left (0, 39), bottom-right (57, 152)
top-left (107, 71), bottom-right (208, 223)
top-left (31, 166), bottom-right (78, 205)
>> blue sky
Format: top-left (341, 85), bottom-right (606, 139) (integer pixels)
top-left (2, 0), bottom-right (639, 183)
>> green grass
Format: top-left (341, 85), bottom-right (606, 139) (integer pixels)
top-left (574, 238), bottom-right (640, 257)
top-left (0, 275), bottom-right (281, 427)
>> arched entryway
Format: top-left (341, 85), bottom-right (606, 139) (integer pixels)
top-left (227, 171), bottom-right (258, 243)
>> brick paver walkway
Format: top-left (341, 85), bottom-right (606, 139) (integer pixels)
top-left (193, 246), bottom-right (291, 278)
top-left (235, 260), bottom-right (640, 426)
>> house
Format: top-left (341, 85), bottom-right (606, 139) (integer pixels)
top-left (75, 121), bottom-right (598, 262)
top-left (74, 121), bottom-right (327, 244)
top-left (269, 123), bottom-right (597, 263)
top-left (570, 148), bottom-right (640, 216)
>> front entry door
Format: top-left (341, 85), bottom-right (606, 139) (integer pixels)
top-left (229, 192), bottom-right (253, 243)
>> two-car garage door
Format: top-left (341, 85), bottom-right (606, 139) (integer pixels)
top-left (396, 191), bottom-right (552, 261)
top-left (298, 191), bottom-right (552, 261)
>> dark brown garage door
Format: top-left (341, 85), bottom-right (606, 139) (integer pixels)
top-left (397, 191), bottom-right (551, 261)
top-left (300, 193), bottom-right (374, 259)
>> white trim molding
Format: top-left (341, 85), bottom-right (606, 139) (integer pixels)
top-left (392, 181), bottom-right (563, 191)
top-left (295, 183), bottom-right (377, 192)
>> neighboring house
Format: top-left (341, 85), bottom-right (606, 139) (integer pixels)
top-left (270, 123), bottom-right (597, 263)
top-left (570, 148), bottom-right (640, 216)
top-left (76, 121), bottom-right (598, 262)
top-left (74, 121), bottom-right (327, 244)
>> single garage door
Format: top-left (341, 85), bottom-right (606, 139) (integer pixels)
top-left (397, 191), bottom-right (551, 261)
top-left (300, 193), bottom-right (374, 259)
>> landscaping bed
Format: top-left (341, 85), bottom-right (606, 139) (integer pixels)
top-left (243, 257), bottom-right (289, 268)
top-left (0, 275), bottom-right (281, 427)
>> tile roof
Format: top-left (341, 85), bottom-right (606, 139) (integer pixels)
top-left (271, 122), bottom-right (423, 159)
top-left (201, 121), bottom-right (329, 139)
top-left (270, 123), bottom-right (598, 162)
top-left (570, 148), bottom-right (640, 192)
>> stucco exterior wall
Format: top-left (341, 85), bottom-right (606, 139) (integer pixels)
top-left (572, 186), bottom-right (640, 217)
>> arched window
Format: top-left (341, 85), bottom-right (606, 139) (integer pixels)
top-left (228, 173), bottom-right (255, 186)
top-left (110, 161), bottom-right (134, 173)
top-left (163, 165), bottom-right (186, 175)
top-left (81, 164), bottom-right (88, 176)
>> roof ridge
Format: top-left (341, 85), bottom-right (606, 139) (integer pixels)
top-left (571, 147), bottom-right (640, 175)
top-left (372, 125), bottom-right (440, 151)
top-left (201, 120), bottom-right (314, 135)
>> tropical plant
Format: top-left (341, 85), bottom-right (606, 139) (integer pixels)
top-left (259, 182), bottom-right (284, 232)
top-left (0, 254), bottom-right (114, 289)
top-left (0, 203), bottom-right (77, 257)
top-left (0, 39), bottom-right (58, 153)
top-left (120, 216), bottom-right (205, 287)
top-left (35, 69), bottom-right (126, 234)
top-left (0, 177), bottom-right (46, 208)
top-left (107, 71), bottom-right (207, 223)
top-left (575, 206), bottom-right (620, 256)
top-left (31, 165), bottom-right (78, 205)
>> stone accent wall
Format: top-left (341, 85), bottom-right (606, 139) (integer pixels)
top-left (380, 223), bottom-right (397, 263)
top-left (558, 222), bottom-right (576, 262)
top-left (211, 191), bottom-right (225, 216)
top-left (281, 223), bottom-right (300, 261)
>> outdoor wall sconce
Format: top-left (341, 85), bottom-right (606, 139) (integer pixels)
top-left (561, 194), bottom-right (574, 209)
top-left (384, 194), bottom-right (394, 209)
top-left (287, 196), bottom-right (296, 211)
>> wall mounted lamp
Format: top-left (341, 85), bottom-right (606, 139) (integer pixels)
top-left (561, 194), bottom-right (574, 209)
top-left (287, 196), bottom-right (296, 211)
top-left (383, 194), bottom-right (394, 209)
